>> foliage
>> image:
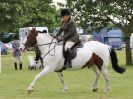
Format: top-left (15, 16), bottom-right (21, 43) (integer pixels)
top-left (1, 0), bottom-right (133, 64)
top-left (0, 0), bottom-right (60, 32)
top-left (66, 0), bottom-right (133, 65)
top-left (0, 0), bottom-right (22, 32)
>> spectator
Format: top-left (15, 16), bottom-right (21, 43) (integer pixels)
top-left (12, 35), bottom-right (22, 70)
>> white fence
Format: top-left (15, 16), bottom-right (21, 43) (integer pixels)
top-left (0, 47), bottom-right (1, 73)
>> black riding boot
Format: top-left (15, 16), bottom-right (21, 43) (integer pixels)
top-left (64, 48), bottom-right (72, 68)
top-left (14, 62), bottom-right (17, 70)
top-left (19, 63), bottom-right (22, 70)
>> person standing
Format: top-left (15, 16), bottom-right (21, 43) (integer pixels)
top-left (55, 9), bottom-right (79, 68)
top-left (12, 35), bottom-right (22, 70)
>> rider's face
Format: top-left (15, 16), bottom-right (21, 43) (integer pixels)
top-left (62, 15), bottom-right (69, 22)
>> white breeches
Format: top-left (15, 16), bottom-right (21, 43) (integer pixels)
top-left (14, 56), bottom-right (22, 64)
top-left (65, 41), bottom-right (75, 51)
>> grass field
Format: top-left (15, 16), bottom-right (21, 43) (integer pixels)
top-left (0, 49), bottom-right (133, 99)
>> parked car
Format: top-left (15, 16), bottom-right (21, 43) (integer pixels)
top-left (1, 33), bottom-right (16, 43)
top-left (93, 29), bottom-right (124, 50)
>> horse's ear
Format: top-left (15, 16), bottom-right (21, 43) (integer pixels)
top-left (32, 27), bottom-right (36, 31)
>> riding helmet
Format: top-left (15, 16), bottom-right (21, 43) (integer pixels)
top-left (61, 9), bottom-right (70, 17)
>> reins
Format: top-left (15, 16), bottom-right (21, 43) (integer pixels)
top-left (36, 42), bottom-right (57, 46)
top-left (41, 42), bottom-right (58, 59)
top-left (35, 37), bottom-right (61, 59)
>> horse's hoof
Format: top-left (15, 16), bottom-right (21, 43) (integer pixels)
top-left (61, 88), bottom-right (68, 93)
top-left (104, 89), bottom-right (110, 93)
top-left (93, 88), bottom-right (98, 92)
top-left (27, 89), bottom-right (34, 94)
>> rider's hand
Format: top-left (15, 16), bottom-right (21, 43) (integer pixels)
top-left (57, 36), bottom-right (63, 42)
top-left (53, 35), bottom-right (57, 39)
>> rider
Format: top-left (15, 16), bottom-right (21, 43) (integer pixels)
top-left (55, 8), bottom-right (79, 68)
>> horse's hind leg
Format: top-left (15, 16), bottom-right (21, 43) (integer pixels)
top-left (57, 72), bottom-right (68, 92)
top-left (91, 66), bottom-right (101, 92)
top-left (101, 65), bottom-right (111, 92)
top-left (27, 66), bottom-right (54, 93)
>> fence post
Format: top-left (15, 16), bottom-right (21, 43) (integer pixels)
top-left (0, 47), bottom-right (1, 73)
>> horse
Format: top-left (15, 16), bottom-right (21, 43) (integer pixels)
top-left (20, 28), bottom-right (125, 94)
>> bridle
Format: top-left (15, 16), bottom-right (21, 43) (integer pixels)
top-left (22, 30), bottom-right (61, 59)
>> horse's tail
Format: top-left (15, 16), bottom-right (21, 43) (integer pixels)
top-left (109, 48), bottom-right (125, 73)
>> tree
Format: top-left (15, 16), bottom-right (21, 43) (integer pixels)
top-left (66, 0), bottom-right (133, 65)
top-left (0, 0), bottom-right (24, 32)
top-left (0, 0), bottom-right (60, 33)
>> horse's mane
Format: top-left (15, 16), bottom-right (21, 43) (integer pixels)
top-left (37, 33), bottom-right (55, 43)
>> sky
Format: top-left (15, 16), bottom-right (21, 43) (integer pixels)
top-left (53, 0), bottom-right (66, 5)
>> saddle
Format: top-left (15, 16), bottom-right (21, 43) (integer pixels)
top-left (71, 41), bottom-right (83, 50)
top-left (56, 41), bottom-right (84, 71)
top-left (63, 41), bottom-right (84, 60)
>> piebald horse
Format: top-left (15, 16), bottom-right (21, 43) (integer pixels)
top-left (20, 28), bottom-right (125, 94)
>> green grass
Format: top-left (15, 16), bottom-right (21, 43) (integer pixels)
top-left (0, 49), bottom-right (133, 99)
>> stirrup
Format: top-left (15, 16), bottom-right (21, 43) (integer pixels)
top-left (64, 63), bottom-right (72, 68)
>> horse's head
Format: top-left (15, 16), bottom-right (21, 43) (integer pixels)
top-left (20, 28), bottom-right (38, 51)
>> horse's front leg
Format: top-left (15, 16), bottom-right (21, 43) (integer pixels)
top-left (56, 72), bottom-right (68, 92)
top-left (27, 66), bottom-right (54, 94)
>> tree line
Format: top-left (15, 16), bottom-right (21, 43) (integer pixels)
top-left (0, 0), bottom-right (133, 65)
top-left (66, 0), bottom-right (133, 65)
top-left (0, 0), bottom-right (60, 33)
